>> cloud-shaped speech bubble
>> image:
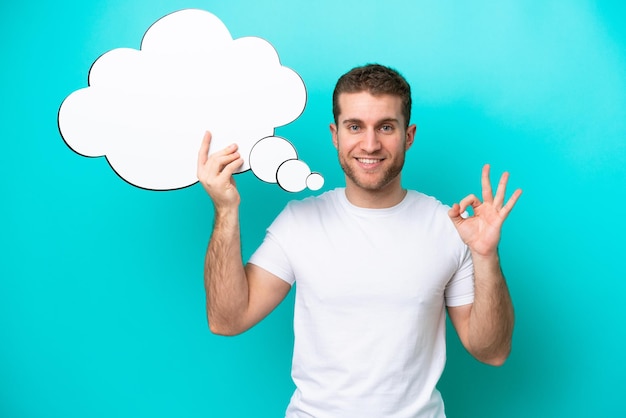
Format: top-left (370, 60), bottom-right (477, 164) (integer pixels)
top-left (58, 9), bottom-right (323, 192)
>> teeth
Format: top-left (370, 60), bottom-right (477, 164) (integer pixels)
top-left (358, 158), bottom-right (380, 164)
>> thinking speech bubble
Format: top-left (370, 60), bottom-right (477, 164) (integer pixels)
top-left (58, 9), bottom-right (323, 192)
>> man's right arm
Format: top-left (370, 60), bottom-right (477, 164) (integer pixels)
top-left (198, 132), bottom-right (291, 336)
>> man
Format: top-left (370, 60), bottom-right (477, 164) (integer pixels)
top-left (197, 64), bottom-right (522, 417)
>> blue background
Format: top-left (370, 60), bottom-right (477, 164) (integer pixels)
top-left (2, 1), bottom-right (625, 417)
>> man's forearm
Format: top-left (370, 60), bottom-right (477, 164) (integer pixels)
top-left (204, 208), bottom-right (249, 335)
top-left (467, 252), bottom-right (514, 365)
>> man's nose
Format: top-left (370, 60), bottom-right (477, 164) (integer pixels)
top-left (361, 129), bottom-right (381, 153)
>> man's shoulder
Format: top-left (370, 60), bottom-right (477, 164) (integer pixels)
top-left (285, 188), bottom-right (343, 212)
top-left (267, 189), bottom-right (343, 235)
top-left (405, 190), bottom-right (449, 212)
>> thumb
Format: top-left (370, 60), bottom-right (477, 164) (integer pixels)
top-left (448, 203), bottom-right (463, 223)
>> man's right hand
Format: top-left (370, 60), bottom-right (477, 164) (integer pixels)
top-left (197, 131), bottom-right (244, 210)
top-left (198, 132), bottom-right (291, 336)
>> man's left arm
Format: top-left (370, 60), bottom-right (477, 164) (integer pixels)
top-left (447, 164), bottom-right (522, 366)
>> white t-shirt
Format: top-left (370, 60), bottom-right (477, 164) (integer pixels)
top-left (248, 188), bottom-right (474, 418)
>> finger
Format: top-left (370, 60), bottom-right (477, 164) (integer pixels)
top-left (448, 203), bottom-right (460, 218)
top-left (493, 171), bottom-right (510, 208)
top-left (218, 153), bottom-right (244, 178)
top-left (500, 188), bottom-right (522, 218)
top-left (204, 148), bottom-right (241, 179)
top-left (198, 133), bottom-right (239, 171)
top-left (199, 155), bottom-right (242, 194)
top-left (197, 131), bottom-right (212, 168)
top-left (481, 164), bottom-right (494, 203)
top-left (448, 203), bottom-right (464, 224)
top-left (205, 143), bottom-right (239, 169)
top-left (458, 194), bottom-right (481, 214)
top-left (198, 145), bottom-right (240, 185)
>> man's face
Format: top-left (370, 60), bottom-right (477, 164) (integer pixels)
top-left (330, 91), bottom-right (416, 194)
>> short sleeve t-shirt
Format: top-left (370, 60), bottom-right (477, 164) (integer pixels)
top-left (249, 188), bottom-right (474, 418)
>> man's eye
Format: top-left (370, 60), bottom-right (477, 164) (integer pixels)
top-left (348, 125), bottom-right (359, 132)
top-left (380, 125), bottom-right (393, 132)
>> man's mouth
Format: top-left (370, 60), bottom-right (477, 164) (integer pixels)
top-left (356, 158), bottom-right (383, 164)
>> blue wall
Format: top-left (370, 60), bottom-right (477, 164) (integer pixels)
top-left (2, 1), bottom-right (625, 416)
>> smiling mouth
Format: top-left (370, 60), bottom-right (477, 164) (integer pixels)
top-left (356, 158), bottom-right (383, 164)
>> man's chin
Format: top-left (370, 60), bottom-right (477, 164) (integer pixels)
top-left (347, 174), bottom-right (396, 192)
top-left (340, 160), bottom-right (403, 192)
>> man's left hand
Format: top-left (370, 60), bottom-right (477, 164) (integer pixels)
top-left (448, 164), bottom-right (522, 257)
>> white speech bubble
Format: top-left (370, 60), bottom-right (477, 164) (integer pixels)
top-left (306, 172), bottom-right (325, 191)
top-left (277, 159), bottom-right (314, 193)
top-left (58, 9), bottom-right (319, 191)
top-left (249, 136), bottom-right (298, 183)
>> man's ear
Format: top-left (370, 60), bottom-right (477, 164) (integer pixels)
top-left (405, 124), bottom-right (417, 150)
top-left (330, 123), bottom-right (339, 149)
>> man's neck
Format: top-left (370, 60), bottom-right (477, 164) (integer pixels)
top-left (344, 181), bottom-right (407, 209)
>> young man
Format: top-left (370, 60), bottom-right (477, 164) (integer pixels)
top-left (197, 64), bottom-right (522, 417)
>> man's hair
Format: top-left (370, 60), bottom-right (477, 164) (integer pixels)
top-left (332, 64), bottom-right (412, 127)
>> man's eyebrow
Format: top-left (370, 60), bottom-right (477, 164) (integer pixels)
top-left (341, 118), bottom-right (400, 125)
top-left (378, 118), bottom-right (400, 125)
top-left (341, 118), bottom-right (363, 125)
